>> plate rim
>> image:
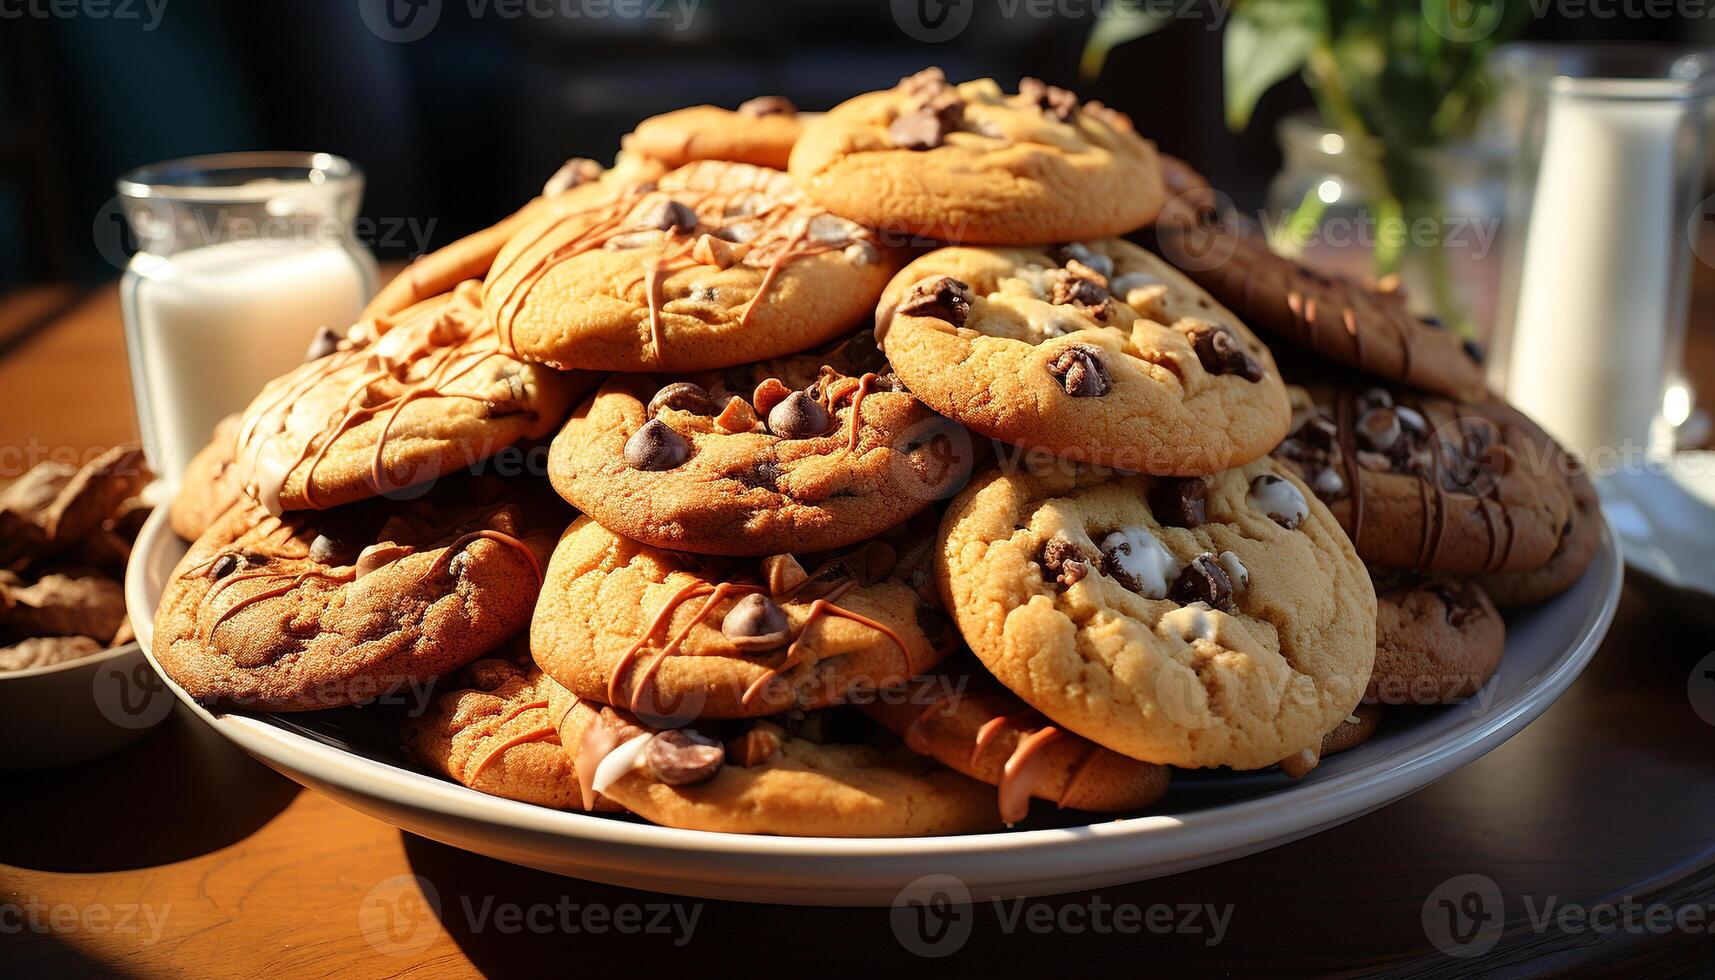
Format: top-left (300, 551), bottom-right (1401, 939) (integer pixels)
top-left (126, 507), bottom-right (1622, 869)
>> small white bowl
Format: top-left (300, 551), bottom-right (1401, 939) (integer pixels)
top-left (0, 639), bottom-right (172, 771)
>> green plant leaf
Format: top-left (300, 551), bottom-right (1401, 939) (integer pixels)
top-left (1223, 2), bottom-right (1318, 130)
top-left (1079, 2), bottom-right (1178, 82)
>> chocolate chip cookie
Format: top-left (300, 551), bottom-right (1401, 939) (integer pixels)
top-left (171, 413), bottom-right (244, 540)
top-left (402, 653), bottom-right (620, 811)
top-left (790, 69), bottom-right (1166, 244)
top-left (153, 477), bottom-right (562, 711)
top-left (483, 160), bottom-right (899, 373)
top-left (232, 280), bottom-right (589, 515)
top-left (937, 459), bottom-right (1375, 770)
top-left (1475, 444), bottom-right (1601, 607)
top-left (1154, 220), bottom-right (1488, 400)
top-left (1273, 384), bottom-right (1577, 574)
top-left (550, 682), bottom-right (1000, 836)
top-left (623, 97), bottom-right (809, 171)
top-left (1369, 570), bottom-right (1504, 705)
top-left (876, 239), bottom-right (1290, 473)
top-left (547, 335), bottom-right (971, 556)
top-left (862, 666), bottom-right (1169, 824)
top-left (531, 516), bottom-right (956, 720)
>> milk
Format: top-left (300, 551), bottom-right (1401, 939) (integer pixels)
top-left (124, 241), bottom-right (373, 481)
top-left (1504, 91), bottom-right (1689, 456)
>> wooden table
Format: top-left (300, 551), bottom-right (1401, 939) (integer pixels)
top-left (2, 284), bottom-right (1713, 979)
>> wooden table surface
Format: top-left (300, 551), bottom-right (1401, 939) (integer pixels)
top-left (1, 282), bottom-right (1713, 979)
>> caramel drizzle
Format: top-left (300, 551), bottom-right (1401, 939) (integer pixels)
top-left (631, 581), bottom-right (764, 713)
top-left (412, 529), bottom-right (544, 588)
top-left (821, 372), bottom-right (880, 452)
top-left (205, 568), bottom-right (355, 636)
top-left (464, 698), bottom-right (555, 783)
top-left (738, 586), bottom-right (913, 706)
top-left (905, 694), bottom-right (1078, 823)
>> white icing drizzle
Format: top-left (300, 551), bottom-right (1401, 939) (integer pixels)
top-left (1100, 527), bottom-right (1179, 599)
top-left (1247, 474), bottom-right (1308, 530)
top-left (1217, 551), bottom-right (1248, 592)
top-left (590, 733), bottom-right (654, 795)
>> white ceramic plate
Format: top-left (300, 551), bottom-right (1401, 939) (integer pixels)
top-left (1599, 453), bottom-right (1715, 623)
top-left (126, 507), bottom-right (1622, 906)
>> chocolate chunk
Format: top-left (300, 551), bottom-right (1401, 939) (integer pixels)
top-left (1046, 344), bottom-right (1111, 397)
top-left (767, 391), bottom-right (832, 439)
top-left (210, 554), bottom-right (241, 580)
top-left (1039, 534), bottom-right (1091, 588)
top-left (308, 534), bottom-right (339, 565)
top-left (647, 382), bottom-right (716, 418)
top-left (624, 419), bottom-right (690, 471)
top-left (647, 200), bottom-right (698, 234)
top-left (889, 101), bottom-right (959, 150)
top-left (721, 593), bottom-right (791, 652)
top-left (303, 326), bottom-right (341, 363)
top-left (737, 95), bottom-right (796, 117)
top-left (543, 157), bottom-right (602, 196)
top-left (1148, 477), bottom-right (1207, 528)
top-left (644, 729), bottom-right (724, 786)
top-left (1050, 274), bottom-right (1112, 319)
top-left (897, 276), bottom-right (973, 328)
top-left (1185, 323), bottom-right (1264, 381)
top-left (1169, 553), bottom-right (1234, 611)
top-left (727, 724), bottom-right (783, 767)
top-left (1463, 339), bottom-right (1484, 364)
top-left (914, 605), bottom-right (955, 648)
top-left (736, 460), bottom-right (781, 493)
top-left (1018, 76), bottom-right (1079, 122)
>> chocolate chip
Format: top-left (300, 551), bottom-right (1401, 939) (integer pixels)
top-left (1148, 477), bottom-right (1207, 528)
top-left (543, 156), bottom-right (602, 196)
top-left (897, 276), bottom-right (972, 328)
top-left (647, 200), bottom-right (698, 234)
top-left (308, 534), bottom-right (339, 565)
top-left (647, 382), bottom-right (716, 418)
top-left (721, 593), bottom-right (791, 652)
top-left (914, 605), bottom-right (954, 648)
top-left (1185, 323), bottom-right (1265, 382)
top-left (737, 95), bottom-right (796, 117)
top-left (767, 391), bottom-right (832, 439)
top-left (303, 326), bottom-right (340, 363)
top-left (1356, 408), bottom-right (1401, 452)
top-left (644, 729), bottom-right (724, 786)
top-left (210, 553), bottom-right (241, 580)
top-left (727, 724), bottom-right (783, 767)
top-left (1039, 534), bottom-right (1091, 588)
top-left (1046, 344), bottom-right (1111, 397)
top-left (624, 419), bottom-right (689, 471)
top-left (736, 460), bottom-right (781, 492)
top-left (889, 99), bottom-right (961, 150)
top-left (1421, 315), bottom-right (1445, 331)
top-left (1019, 76), bottom-right (1079, 122)
top-left (1169, 553), bottom-right (1234, 611)
top-left (1050, 274), bottom-right (1111, 319)
top-left (1463, 339), bottom-right (1484, 364)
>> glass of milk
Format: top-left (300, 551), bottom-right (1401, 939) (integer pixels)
top-left (117, 152), bottom-right (379, 484)
top-left (1489, 45), bottom-right (1715, 466)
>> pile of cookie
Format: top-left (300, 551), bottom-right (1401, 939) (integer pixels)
top-left (2, 447), bottom-right (150, 671)
top-left (154, 68), bottom-right (1595, 836)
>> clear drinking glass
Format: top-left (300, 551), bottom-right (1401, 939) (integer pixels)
top-left (118, 152), bottom-right (378, 483)
top-left (1488, 44), bottom-right (1715, 464)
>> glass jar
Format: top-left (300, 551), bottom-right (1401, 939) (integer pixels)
top-left (118, 152), bottom-right (378, 483)
top-left (1265, 113), bottom-right (1510, 342)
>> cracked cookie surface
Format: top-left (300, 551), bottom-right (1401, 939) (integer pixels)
top-left (876, 238), bottom-right (1289, 473)
top-left (790, 70), bottom-right (1166, 244)
top-left (548, 334), bottom-right (972, 556)
top-left (937, 459), bottom-right (1375, 770)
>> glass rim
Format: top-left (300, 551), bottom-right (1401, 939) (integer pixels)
top-left (1492, 41), bottom-right (1715, 102)
top-left (116, 151), bottom-right (363, 202)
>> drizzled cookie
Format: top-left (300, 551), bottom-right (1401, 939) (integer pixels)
top-left (232, 281), bottom-right (589, 515)
top-left (547, 332), bottom-right (971, 556)
top-left (483, 160), bottom-right (899, 373)
top-left (876, 238), bottom-right (1289, 473)
top-left (531, 516), bottom-right (956, 720)
top-left (791, 69), bottom-right (1167, 244)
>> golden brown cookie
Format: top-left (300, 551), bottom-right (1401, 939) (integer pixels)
top-left (232, 281), bottom-right (589, 515)
top-left (551, 682), bottom-right (1000, 836)
top-left (483, 160), bottom-right (899, 373)
top-left (1368, 570), bottom-right (1505, 706)
top-left (862, 666), bottom-right (1169, 824)
top-left (532, 516), bottom-right (956, 720)
top-left (1273, 383), bottom-right (1577, 575)
top-left (790, 69), bottom-right (1166, 244)
top-left (876, 239), bottom-right (1289, 473)
top-left (153, 477), bottom-right (561, 711)
top-left (547, 335), bottom-right (971, 556)
top-left (402, 654), bottom-right (620, 811)
top-left (938, 459), bottom-right (1376, 770)
top-left (171, 414), bottom-right (244, 540)
top-left (1154, 220), bottom-right (1487, 400)
top-left (623, 98), bottom-right (809, 171)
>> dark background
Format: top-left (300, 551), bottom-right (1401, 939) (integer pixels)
top-left (0, 0), bottom-right (1708, 287)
